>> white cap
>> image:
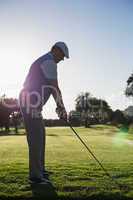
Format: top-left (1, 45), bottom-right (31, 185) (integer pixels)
top-left (54, 41), bottom-right (69, 58)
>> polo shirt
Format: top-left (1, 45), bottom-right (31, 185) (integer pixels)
top-left (23, 52), bottom-right (57, 108)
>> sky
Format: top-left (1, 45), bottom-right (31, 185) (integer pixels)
top-left (0, 0), bottom-right (133, 119)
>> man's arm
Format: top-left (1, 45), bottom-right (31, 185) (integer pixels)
top-left (47, 78), bottom-right (67, 120)
top-left (40, 59), bottom-right (67, 119)
top-left (47, 79), bottom-right (65, 108)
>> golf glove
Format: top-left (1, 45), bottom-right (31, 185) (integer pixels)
top-left (56, 106), bottom-right (67, 121)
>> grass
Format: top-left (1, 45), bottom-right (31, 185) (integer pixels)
top-left (0, 125), bottom-right (133, 199)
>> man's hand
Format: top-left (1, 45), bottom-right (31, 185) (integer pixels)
top-left (56, 106), bottom-right (67, 121)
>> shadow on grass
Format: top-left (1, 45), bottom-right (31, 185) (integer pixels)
top-left (47, 133), bottom-right (59, 137)
top-left (0, 130), bottom-right (26, 136)
top-left (30, 182), bottom-right (58, 200)
top-left (89, 125), bottom-right (117, 131)
top-left (59, 193), bottom-right (133, 200)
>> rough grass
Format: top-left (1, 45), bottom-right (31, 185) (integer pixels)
top-left (0, 125), bottom-right (133, 199)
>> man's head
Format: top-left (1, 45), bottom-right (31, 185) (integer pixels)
top-left (51, 41), bottom-right (69, 63)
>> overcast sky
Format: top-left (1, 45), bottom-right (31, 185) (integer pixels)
top-left (0, 0), bottom-right (133, 118)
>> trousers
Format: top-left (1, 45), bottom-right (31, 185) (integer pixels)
top-left (19, 90), bottom-right (46, 179)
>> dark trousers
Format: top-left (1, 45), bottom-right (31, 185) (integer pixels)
top-left (19, 92), bottom-right (45, 179)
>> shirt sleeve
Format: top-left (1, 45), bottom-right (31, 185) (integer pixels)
top-left (40, 59), bottom-right (57, 80)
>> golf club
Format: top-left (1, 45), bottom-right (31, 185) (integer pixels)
top-left (63, 119), bottom-right (124, 191)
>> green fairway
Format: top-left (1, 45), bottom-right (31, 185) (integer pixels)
top-left (0, 125), bottom-right (133, 199)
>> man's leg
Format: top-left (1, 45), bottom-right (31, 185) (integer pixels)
top-left (40, 119), bottom-right (46, 174)
top-left (40, 122), bottom-right (49, 177)
top-left (23, 113), bottom-right (45, 179)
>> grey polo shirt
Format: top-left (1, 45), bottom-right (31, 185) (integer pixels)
top-left (23, 52), bottom-right (58, 109)
top-left (40, 56), bottom-right (57, 80)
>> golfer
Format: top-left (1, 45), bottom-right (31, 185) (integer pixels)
top-left (19, 42), bottom-right (69, 184)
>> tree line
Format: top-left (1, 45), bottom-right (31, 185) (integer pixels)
top-left (0, 72), bottom-right (133, 132)
top-left (69, 72), bottom-right (133, 127)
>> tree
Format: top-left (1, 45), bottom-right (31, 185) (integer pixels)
top-left (125, 73), bottom-right (133, 127)
top-left (75, 92), bottom-right (92, 127)
top-left (0, 95), bottom-right (21, 132)
top-left (68, 110), bottom-right (81, 126)
top-left (127, 73), bottom-right (133, 86)
top-left (75, 92), bottom-right (91, 112)
top-left (125, 73), bottom-right (133, 97)
top-left (110, 109), bottom-right (127, 125)
top-left (123, 106), bottom-right (133, 125)
top-left (75, 92), bottom-right (112, 127)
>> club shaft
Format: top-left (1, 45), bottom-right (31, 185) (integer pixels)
top-left (67, 122), bottom-right (111, 177)
top-left (65, 121), bottom-right (121, 188)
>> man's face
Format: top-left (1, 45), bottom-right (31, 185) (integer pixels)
top-left (53, 47), bottom-right (65, 63)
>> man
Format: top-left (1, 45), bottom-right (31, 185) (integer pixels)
top-left (19, 41), bottom-right (69, 184)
